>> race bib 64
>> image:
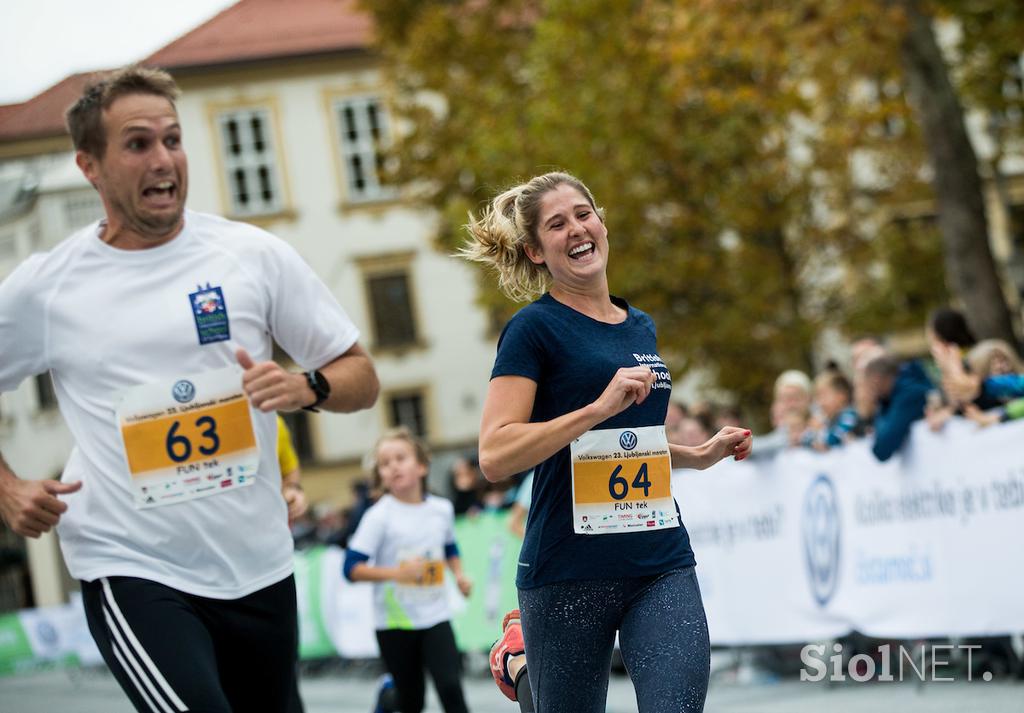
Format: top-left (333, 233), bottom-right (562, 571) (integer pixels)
top-left (570, 425), bottom-right (679, 535)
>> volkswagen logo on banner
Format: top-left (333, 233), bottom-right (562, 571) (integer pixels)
top-left (619, 431), bottom-right (638, 451)
top-left (802, 474), bottom-right (840, 607)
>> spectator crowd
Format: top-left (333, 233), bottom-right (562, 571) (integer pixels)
top-left (291, 306), bottom-right (1024, 551)
top-left (711, 307), bottom-right (1024, 463)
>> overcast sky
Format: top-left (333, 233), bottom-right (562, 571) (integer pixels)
top-left (1, 0), bottom-right (238, 105)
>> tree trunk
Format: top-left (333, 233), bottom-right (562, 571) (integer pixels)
top-left (897, 0), bottom-right (1019, 345)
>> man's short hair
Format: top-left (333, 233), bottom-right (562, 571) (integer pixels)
top-left (863, 354), bottom-right (900, 380)
top-left (65, 66), bottom-right (180, 157)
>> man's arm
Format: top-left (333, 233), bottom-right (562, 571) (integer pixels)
top-left (281, 471), bottom-right (307, 525)
top-left (0, 451), bottom-right (82, 539)
top-left (237, 343), bottom-right (379, 414)
top-left (871, 387), bottom-right (927, 462)
top-left (314, 344), bottom-right (379, 412)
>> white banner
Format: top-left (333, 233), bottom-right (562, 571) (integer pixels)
top-left (674, 418), bottom-right (1024, 645)
top-left (5, 419), bottom-right (1021, 677)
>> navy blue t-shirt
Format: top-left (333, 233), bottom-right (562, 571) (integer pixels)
top-left (491, 293), bottom-right (695, 589)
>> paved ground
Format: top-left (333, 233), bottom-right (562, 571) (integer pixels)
top-left (1, 663), bottom-right (1021, 713)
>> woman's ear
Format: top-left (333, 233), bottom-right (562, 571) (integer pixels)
top-left (523, 241), bottom-right (545, 266)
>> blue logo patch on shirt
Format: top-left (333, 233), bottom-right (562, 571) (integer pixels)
top-left (189, 283), bottom-right (230, 345)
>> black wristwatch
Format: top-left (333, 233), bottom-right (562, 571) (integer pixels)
top-left (302, 369), bottom-right (330, 412)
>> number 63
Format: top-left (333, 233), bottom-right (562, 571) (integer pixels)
top-left (165, 416), bottom-right (220, 463)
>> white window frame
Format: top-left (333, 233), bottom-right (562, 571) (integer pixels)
top-left (216, 108), bottom-right (283, 217)
top-left (334, 95), bottom-right (397, 204)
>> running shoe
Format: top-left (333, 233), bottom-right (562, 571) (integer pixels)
top-left (489, 609), bottom-right (525, 701)
top-left (372, 673), bottom-right (395, 713)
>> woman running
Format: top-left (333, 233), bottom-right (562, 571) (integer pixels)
top-left (464, 172), bottom-right (752, 713)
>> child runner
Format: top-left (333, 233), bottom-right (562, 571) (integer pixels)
top-left (344, 428), bottom-right (473, 713)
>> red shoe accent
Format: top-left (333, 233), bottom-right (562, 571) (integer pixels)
top-left (489, 609), bottom-right (525, 701)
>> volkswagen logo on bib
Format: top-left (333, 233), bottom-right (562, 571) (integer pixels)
top-left (172, 379), bottom-right (196, 404)
top-left (619, 430), bottom-right (638, 451)
top-left (802, 474), bottom-right (840, 607)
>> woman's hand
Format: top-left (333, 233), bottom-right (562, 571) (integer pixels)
top-left (591, 367), bottom-right (656, 421)
top-left (701, 427), bottom-right (753, 468)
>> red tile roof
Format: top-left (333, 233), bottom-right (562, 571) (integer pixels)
top-left (144, 0), bottom-right (373, 70)
top-left (0, 104), bottom-right (20, 125)
top-left (1, 0), bottom-right (374, 146)
top-left (0, 73), bottom-right (98, 144)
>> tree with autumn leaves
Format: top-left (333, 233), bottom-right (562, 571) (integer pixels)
top-left (365, 0), bottom-right (1023, 423)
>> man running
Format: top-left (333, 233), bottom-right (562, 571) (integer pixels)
top-left (0, 66), bottom-right (378, 712)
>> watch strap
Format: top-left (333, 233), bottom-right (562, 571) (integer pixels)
top-left (302, 369), bottom-right (329, 412)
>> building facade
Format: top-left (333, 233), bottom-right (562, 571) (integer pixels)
top-left (0, 0), bottom-right (496, 606)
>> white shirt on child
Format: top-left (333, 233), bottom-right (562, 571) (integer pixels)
top-left (348, 493), bottom-right (457, 630)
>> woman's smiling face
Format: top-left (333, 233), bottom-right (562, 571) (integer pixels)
top-left (525, 183), bottom-right (609, 290)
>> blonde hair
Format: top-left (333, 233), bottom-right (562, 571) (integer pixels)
top-left (368, 427), bottom-right (431, 492)
top-left (966, 339), bottom-right (1023, 378)
top-left (774, 369), bottom-right (812, 397)
top-left (461, 172), bottom-right (604, 302)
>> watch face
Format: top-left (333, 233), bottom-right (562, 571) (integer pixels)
top-left (308, 370), bottom-right (330, 398)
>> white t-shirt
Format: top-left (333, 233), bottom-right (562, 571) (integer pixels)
top-left (0, 211), bottom-right (359, 599)
top-left (348, 494), bottom-right (457, 631)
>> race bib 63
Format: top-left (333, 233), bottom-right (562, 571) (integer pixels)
top-left (115, 366), bottom-right (260, 509)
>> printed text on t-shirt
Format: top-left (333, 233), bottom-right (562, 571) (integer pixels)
top-left (633, 353), bottom-right (671, 391)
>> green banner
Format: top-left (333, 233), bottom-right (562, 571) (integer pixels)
top-left (450, 510), bottom-right (522, 651)
top-left (0, 613), bottom-right (34, 675)
top-left (0, 611), bottom-right (79, 676)
top-left (293, 545), bottom-right (337, 660)
top-left (0, 516), bottom-right (524, 676)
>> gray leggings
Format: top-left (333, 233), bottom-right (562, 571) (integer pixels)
top-left (518, 566), bottom-right (710, 713)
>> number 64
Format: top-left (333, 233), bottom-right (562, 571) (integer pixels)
top-left (608, 462), bottom-right (651, 500)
